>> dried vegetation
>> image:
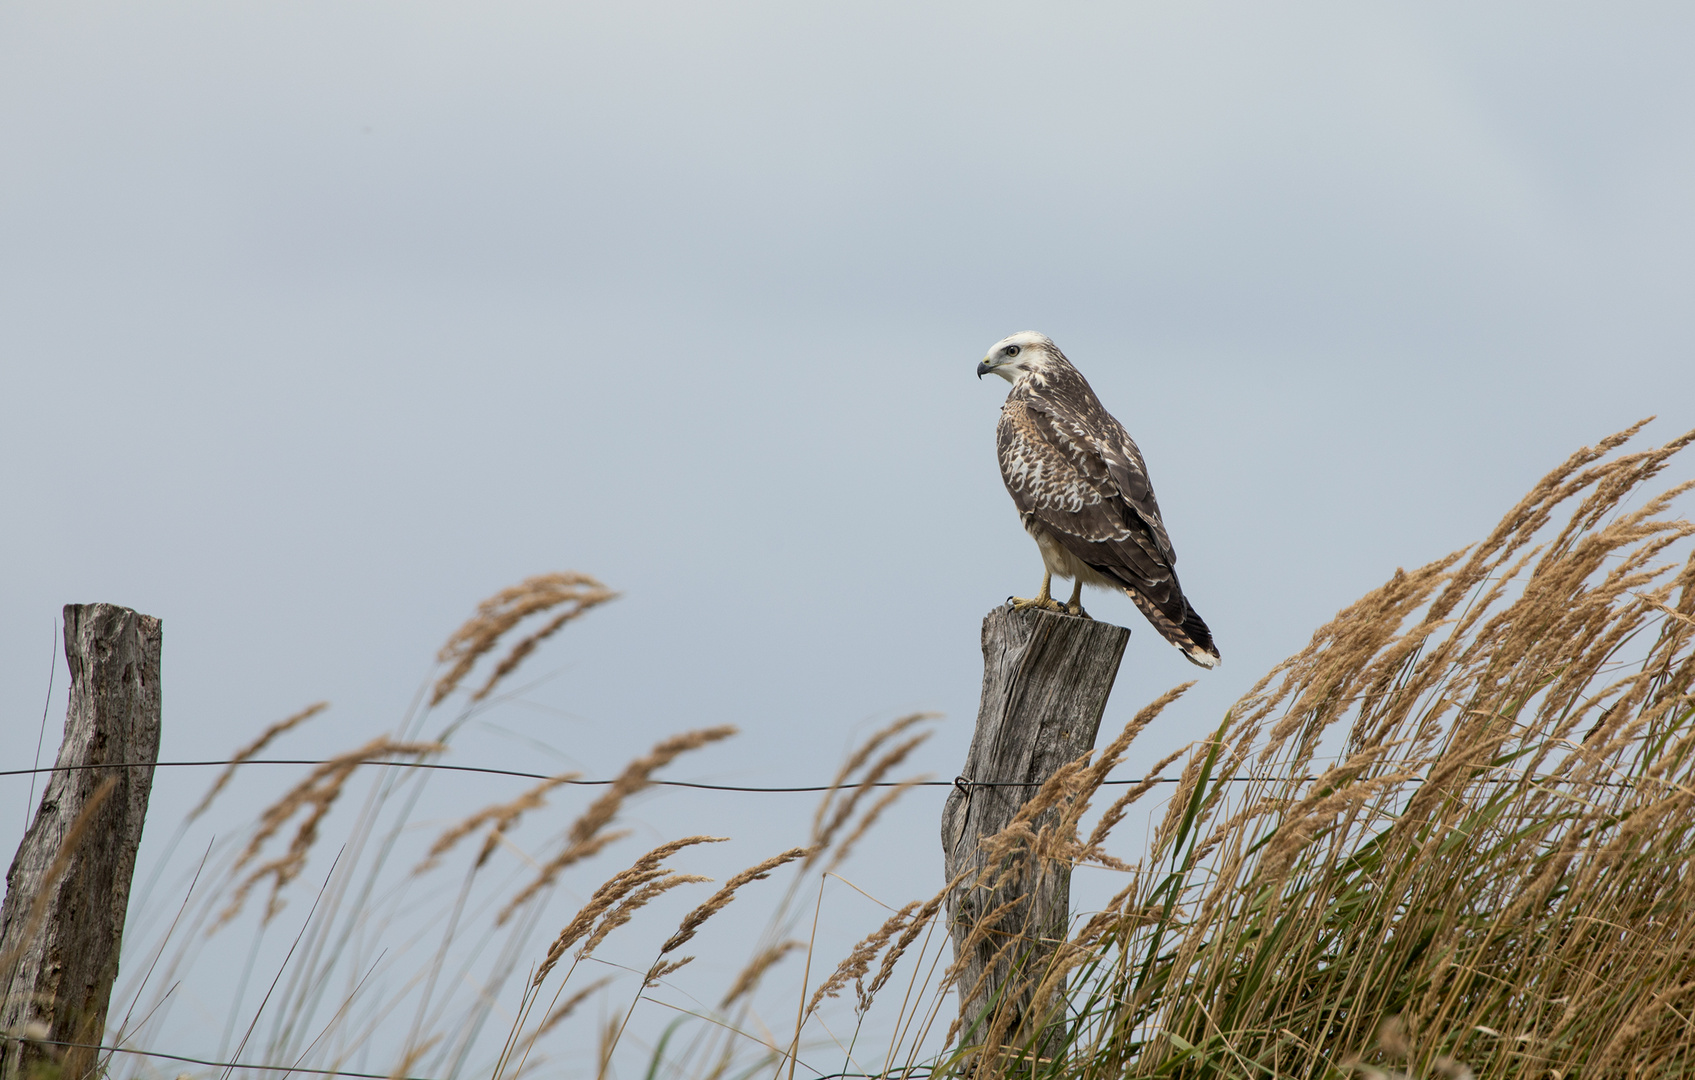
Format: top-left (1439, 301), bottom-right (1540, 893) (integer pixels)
top-left (104, 423), bottom-right (1695, 1080)
top-left (889, 421), bottom-right (1695, 1079)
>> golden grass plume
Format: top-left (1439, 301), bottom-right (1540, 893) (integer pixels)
top-left (218, 737), bottom-right (444, 926)
top-left (808, 716), bottom-right (936, 867)
top-left (721, 940), bottom-right (807, 1009)
top-left (1019, 421), bottom-right (1695, 1077)
top-left (189, 700), bottom-right (328, 821)
top-left (413, 771), bottom-right (579, 875)
top-left (499, 726), bottom-right (737, 923)
top-left (806, 900), bottom-right (922, 1019)
top-left (662, 846), bottom-right (809, 955)
top-left (431, 572), bottom-right (618, 707)
top-left (533, 835), bottom-right (726, 986)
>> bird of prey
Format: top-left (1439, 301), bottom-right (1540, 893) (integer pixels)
top-left (977, 331), bottom-right (1220, 669)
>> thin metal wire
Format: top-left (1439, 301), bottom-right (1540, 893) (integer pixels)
top-left (0, 758), bottom-right (1644, 790)
top-left (31, 1036), bottom-right (898, 1080)
top-left (0, 758), bottom-right (1177, 789)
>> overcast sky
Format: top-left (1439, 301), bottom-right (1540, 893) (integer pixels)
top-left (3, 1), bottom-right (1694, 1074)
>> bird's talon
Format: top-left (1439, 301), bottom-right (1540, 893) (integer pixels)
top-left (1009, 596), bottom-right (1065, 613)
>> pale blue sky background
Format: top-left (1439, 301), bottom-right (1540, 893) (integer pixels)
top-left (3, 1), bottom-right (1693, 1075)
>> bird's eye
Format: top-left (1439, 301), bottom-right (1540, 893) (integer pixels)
top-left (1005, 345), bottom-right (1021, 357)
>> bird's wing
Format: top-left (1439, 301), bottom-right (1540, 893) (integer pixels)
top-left (996, 400), bottom-right (1172, 582)
top-left (1077, 410), bottom-right (1177, 565)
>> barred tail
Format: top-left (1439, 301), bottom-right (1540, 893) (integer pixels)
top-left (1124, 588), bottom-right (1221, 670)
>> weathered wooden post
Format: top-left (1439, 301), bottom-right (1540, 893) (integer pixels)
top-left (0, 605), bottom-right (162, 1080)
top-left (941, 605), bottom-right (1129, 1045)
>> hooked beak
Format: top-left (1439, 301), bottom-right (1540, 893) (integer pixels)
top-left (975, 360), bottom-right (993, 379)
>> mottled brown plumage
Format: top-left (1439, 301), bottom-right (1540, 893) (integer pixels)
top-left (978, 331), bottom-right (1220, 668)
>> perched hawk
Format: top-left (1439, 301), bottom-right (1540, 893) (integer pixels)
top-left (978, 331), bottom-right (1220, 669)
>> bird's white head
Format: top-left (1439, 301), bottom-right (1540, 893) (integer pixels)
top-left (976, 331), bottom-right (1060, 385)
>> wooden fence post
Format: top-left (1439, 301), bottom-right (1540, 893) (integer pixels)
top-left (940, 605), bottom-right (1129, 1046)
top-left (0, 605), bottom-right (162, 1080)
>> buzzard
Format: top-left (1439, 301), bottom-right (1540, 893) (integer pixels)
top-left (977, 331), bottom-right (1220, 669)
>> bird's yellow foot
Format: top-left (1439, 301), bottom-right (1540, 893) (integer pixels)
top-left (1008, 571), bottom-right (1064, 612)
top-left (1008, 594), bottom-right (1066, 613)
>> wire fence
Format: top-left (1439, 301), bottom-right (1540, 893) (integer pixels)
top-left (1, 751), bottom-right (1652, 1080)
top-left (0, 758), bottom-right (1646, 791)
top-left (0, 758), bottom-right (1204, 791)
top-left (33, 1039), bottom-right (891, 1080)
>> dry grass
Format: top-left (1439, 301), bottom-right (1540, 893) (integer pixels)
top-left (497, 726), bottom-right (738, 923)
top-left (901, 421), bottom-right (1695, 1079)
top-left (104, 424), bottom-right (1695, 1080)
top-left (218, 737), bottom-right (445, 925)
top-left (413, 772), bottom-right (580, 875)
top-left (807, 900), bottom-right (923, 1019)
top-left (432, 572), bottom-right (618, 706)
top-left (189, 700), bottom-right (329, 820)
top-left (107, 570), bottom-right (787, 1080)
top-left (664, 847), bottom-right (811, 955)
top-left (722, 940), bottom-right (807, 1009)
top-left (532, 836), bottom-right (726, 986)
top-left (809, 713), bottom-right (938, 860)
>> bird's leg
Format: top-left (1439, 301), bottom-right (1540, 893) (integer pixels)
top-left (1009, 570), bottom-right (1064, 613)
top-left (1066, 578), bottom-right (1091, 619)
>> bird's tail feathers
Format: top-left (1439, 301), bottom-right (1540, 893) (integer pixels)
top-left (1123, 589), bottom-right (1221, 670)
